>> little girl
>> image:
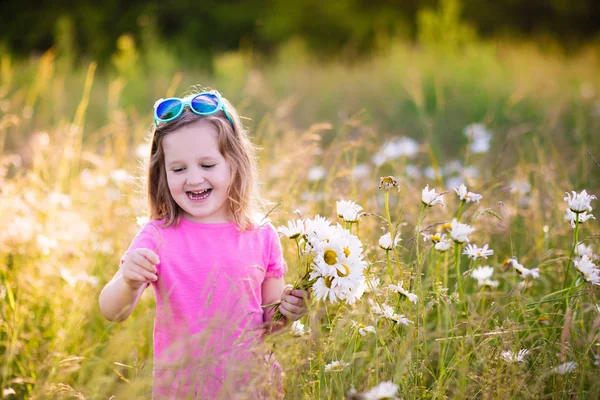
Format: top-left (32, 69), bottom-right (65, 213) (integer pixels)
top-left (98, 89), bottom-right (309, 399)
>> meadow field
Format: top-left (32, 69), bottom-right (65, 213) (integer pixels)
top-left (1, 16), bottom-right (600, 399)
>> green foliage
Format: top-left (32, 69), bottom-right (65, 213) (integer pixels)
top-left (1, 31), bottom-right (600, 399)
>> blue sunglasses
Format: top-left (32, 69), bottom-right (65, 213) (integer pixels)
top-left (153, 90), bottom-right (234, 127)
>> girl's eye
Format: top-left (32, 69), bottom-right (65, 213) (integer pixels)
top-left (172, 168), bottom-right (185, 173)
top-left (202, 164), bottom-right (216, 169)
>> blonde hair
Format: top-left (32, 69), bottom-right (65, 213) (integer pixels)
top-left (147, 93), bottom-right (260, 231)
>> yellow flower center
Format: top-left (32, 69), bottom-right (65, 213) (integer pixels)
top-left (344, 247), bottom-right (351, 257)
top-left (324, 250), bottom-right (338, 265)
top-left (441, 223), bottom-right (452, 230)
top-left (324, 276), bottom-right (334, 288)
top-left (336, 264), bottom-right (350, 277)
top-left (431, 235), bottom-right (441, 243)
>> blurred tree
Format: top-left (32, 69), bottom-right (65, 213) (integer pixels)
top-left (0, 0), bottom-right (598, 64)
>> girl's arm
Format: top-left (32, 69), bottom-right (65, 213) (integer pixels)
top-left (99, 248), bottom-right (159, 322)
top-left (262, 277), bottom-right (309, 333)
top-left (99, 270), bottom-right (146, 322)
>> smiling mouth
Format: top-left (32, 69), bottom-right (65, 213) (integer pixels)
top-left (187, 189), bottom-right (212, 200)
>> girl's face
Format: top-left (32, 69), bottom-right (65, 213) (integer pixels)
top-left (162, 119), bottom-right (232, 224)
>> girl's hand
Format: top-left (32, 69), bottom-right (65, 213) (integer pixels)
top-left (279, 284), bottom-right (310, 322)
top-left (121, 248), bottom-right (160, 290)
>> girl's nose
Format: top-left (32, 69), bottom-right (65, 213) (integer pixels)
top-left (186, 168), bottom-right (205, 186)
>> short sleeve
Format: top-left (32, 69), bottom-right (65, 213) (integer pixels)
top-left (120, 222), bottom-right (163, 271)
top-left (264, 223), bottom-right (287, 280)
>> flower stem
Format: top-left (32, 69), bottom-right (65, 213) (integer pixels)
top-left (454, 243), bottom-right (465, 306)
top-left (416, 204), bottom-right (427, 264)
top-left (456, 200), bottom-right (465, 221)
top-left (386, 250), bottom-right (393, 282)
top-left (562, 217), bottom-right (580, 292)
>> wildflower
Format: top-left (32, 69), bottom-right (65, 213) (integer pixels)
top-left (109, 169), bottom-right (134, 185)
top-left (278, 219), bottom-right (305, 239)
top-left (449, 219), bottom-right (474, 244)
top-left (60, 268), bottom-right (99, 287)
top-left (351, 321), bottom-right (376, 336)
top-left (454, 184), bottom-right (483, 204)
top-left (564, 190), bottom-right (596, 213)
top-left (573, 255), bottom-right (600, 286)
top-left (434, 235), bottom-right (452, 252)
top-left (463, 244), bottom-right (494, 260)
top-left (307, 217), bottom-right (368, 304)
top-left (507, 258), bottom-right (540, 279)
top-left (594, 354), bottom-right (599, 367)
top-left (422, 232), bottom-right (442, 243)
top-left (370, 301), bottom-right (413, 325)
top-left (421, 185), bottom-right (444, 207)
top-left (471, 266), bottom-right (499, 288)
top-left (575, 242), bottom-right (598, 260)
top-left (336, 200), bottom-right (363, 223)
top-left (324, 360), bottom-right (350, 372)
top-left (500, 349), bottom-right (529, 363)
top-left (464, 123), bottom-right (492, 154)
top-left (291, 320), bottom-right (310, 336)
top-left (307, 166), bottom-right (326, 181)
top-left (360, 381), bottom-right (400, 400)
top-left (379, 232), bottom-right (401, 250)
top-left (379, 176), bottom-right (399, 191)
top-left (389, 281), bottom-right (418, 303)
top-left (564, 209), bottom-right (596, 228)
top-left (550, 361), bottom-right (577, 375)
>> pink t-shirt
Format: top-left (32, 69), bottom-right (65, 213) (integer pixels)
top-left (123, 218), bottom-right (287, 399)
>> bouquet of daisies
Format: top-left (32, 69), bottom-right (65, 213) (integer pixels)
top-left (270, 215), bottom-right (368, 321)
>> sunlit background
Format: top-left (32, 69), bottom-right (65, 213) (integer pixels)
top-left (1, 0), bottom-right (599, 398)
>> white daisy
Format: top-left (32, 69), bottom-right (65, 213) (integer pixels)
top-left (389, 281), bottom-right (418, 303)
top-left (550, 361), bottom-right (578, 375)
top-left (336, 200), bottom-right (363, 223)
top-left (324, 360), bottom-right (350, 372)
top-left (471, 266), bottom-right (499, 287)
top-left (421, 232), bottom-right (443, 243)
top-left (434, 235), bottom-right (452, 252)
top-left (454, 184), bottom-right (483, 204)
top-left (421, 185), bottom-right (444, 207)
top-left (508, 258), bottom-right (540, 279)
top-left (361, 381), bottom-right (400, 400)
top-left (564, 190), bottom-right (596, 213)
top-left (573, 255), bottom-right (600, 286)
top-left (370, 301), bottom-right (413, 325)
top-left (306, 219), bottom-right (368, 304)
top-left (351, 321), bottom-right (376, 336)
top-left (564, 209), bottom-right (596, 228)
top-left (464, 123), bottom-right (492, 154)
top-left (290, 320), bottom-right (310, 336)
top-left (463, 243), bottom-right (494, 260)
top-left (575, 243), bottom-right (598, 260)
top-left (449, 219), bottom-right (475, 244)
top-left (277, 218), bottom-right (305, 239)
top-left (379, 232), bottom-right (401, 250)
top-left (500, 349), bottom-right (530, 363)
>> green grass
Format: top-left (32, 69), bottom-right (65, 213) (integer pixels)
top-left (1, 33), bottom-right (599, 399)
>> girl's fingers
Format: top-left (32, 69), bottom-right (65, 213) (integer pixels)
top-left (291, 289), bottom-right (310, 300)
top-left (137, 248), bottom-right (160, 265)
top-left (130, 252), bottom-right (158, 273)
top-left (128, 266), bottom-right (158, 282)
top-left (280, 300), bottom-right (303, 316)
top-left (282, 295), bottom-right (304, 306)
top-left (123, 270), bottom-right (150, 285)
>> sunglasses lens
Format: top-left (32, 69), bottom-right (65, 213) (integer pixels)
top-left (156, 99), bottom-right (182, 121)
top-left (191, 93), bottom-right (220, 114)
